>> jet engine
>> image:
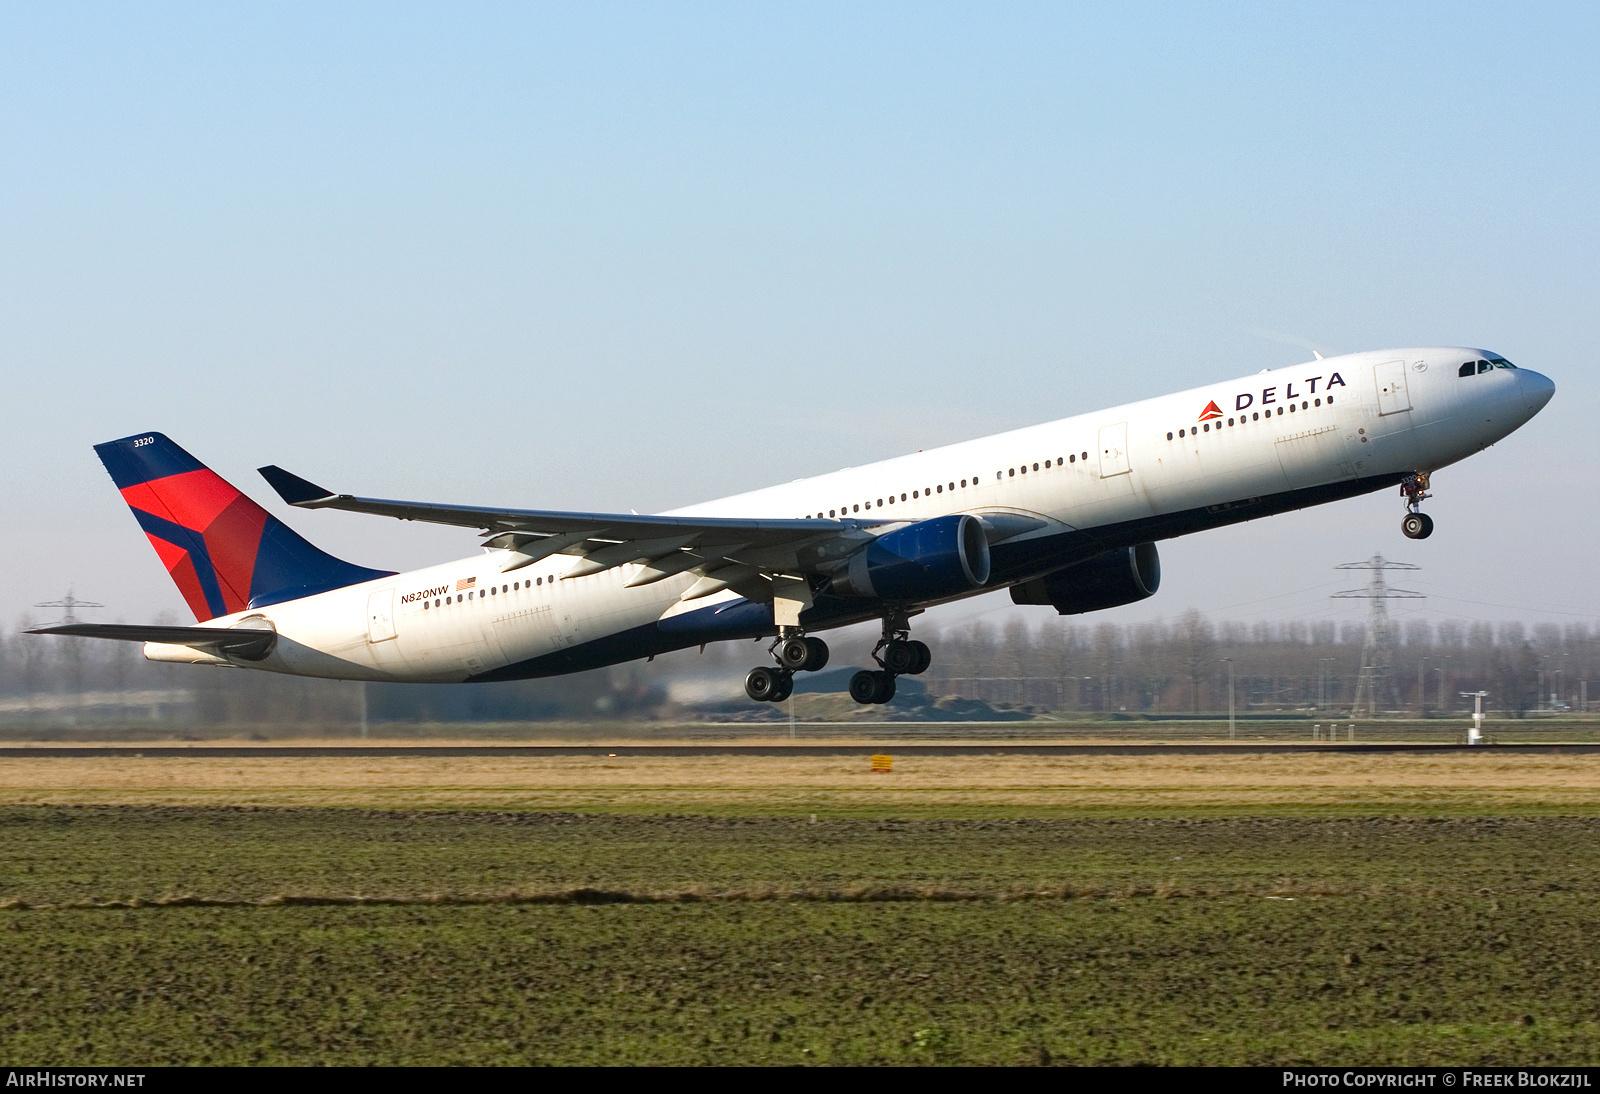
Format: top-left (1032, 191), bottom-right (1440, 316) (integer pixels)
top-left (830, 514), bottom-right (992, 601)
top-left (1009, 542), bottom-right (1161, 615)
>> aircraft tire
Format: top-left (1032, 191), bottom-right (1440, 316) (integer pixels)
top-left (872, 670), bottom-right (897, 704)
top-left (1402, 513), bottom-right (1433, 539)
top-left (802, 636), bottom-right (830, 672)
top-left (882, 641), bottom-right (917, 674)
top-left (745, 666), bottom-right (783, 702)
top-left (906, 640), bottom-right (932, 675)
top-left (769, 671), bottom-right (794, 703)
top-left (777, 637), bottom-right (811, 671)
top-left (848, 670), bottom-right (881, 704)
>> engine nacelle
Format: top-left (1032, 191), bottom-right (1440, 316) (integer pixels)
top-left (831, 514), bottom-right (992, 601)
top-left (1010, 542), bottom-right (1161, 615)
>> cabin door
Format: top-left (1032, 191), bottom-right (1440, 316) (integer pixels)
top-left (366, 588), bottom-right (397, 643)
top-left (1375, 360), bottom-right (1411, 416)
top-left (1098, 422), bottom-right (1131, 477)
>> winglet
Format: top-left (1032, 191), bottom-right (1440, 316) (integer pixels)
top-left (258, 465), bottom-right (338, 507)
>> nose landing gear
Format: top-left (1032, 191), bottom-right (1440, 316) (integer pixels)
top-left (1400, 473), bottom-right (1434, 539)
top-left (848, 613), bottom-right (932, 706)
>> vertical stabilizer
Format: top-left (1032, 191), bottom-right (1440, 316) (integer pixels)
top-left (95, 433), bottom-right (393, 621)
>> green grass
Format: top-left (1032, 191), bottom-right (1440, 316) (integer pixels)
top-left (3, 807), bottom-right (1600, 1065)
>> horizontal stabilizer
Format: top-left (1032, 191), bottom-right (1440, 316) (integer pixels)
top-left (28, 623), bottom-right (277, 659)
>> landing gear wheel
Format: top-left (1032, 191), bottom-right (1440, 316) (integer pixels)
top-left (882, 640), bottom-right (918, 675)
top-left (1401, 513), bottom-right (1434, 540)
top-left (849, 669), bottom-right (896, 705)
top-left (777, 636), bottom-right (811, 671)
top-left (906, 640), bottom-right (931, 675)
top-left (745, 666), bottom-right (789, 702)
top-left (802, 636), bottom-right (829, 673)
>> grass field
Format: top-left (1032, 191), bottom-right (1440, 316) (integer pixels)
top-left (2, 750), bottom-right (1599, 1065)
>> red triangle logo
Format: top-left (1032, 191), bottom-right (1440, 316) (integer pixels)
top-left (1198, 400), bottom-right (1223, 421)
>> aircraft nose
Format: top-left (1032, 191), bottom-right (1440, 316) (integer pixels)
top-left (1519, 368), bottom-right (1556, 414)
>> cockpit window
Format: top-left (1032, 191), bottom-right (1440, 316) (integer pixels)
top-left (1460, 356), bottom-right (1518, 377)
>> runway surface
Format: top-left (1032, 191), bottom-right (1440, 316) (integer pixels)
top-left (3, 742), bottom-right (1599, 758)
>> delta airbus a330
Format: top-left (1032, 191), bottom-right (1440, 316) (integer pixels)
top-left (35, 348), bottom-right (1553, 706)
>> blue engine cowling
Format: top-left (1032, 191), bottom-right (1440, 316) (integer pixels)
top-left (831, 514), bottom-right (992, 601)
top-left (1009, 542), bottom-right (1161, 615)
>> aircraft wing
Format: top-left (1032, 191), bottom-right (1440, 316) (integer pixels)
top-left (28, 623), bottom-right (276, 658)
top-left (257, 465), bottom-right (882, 604)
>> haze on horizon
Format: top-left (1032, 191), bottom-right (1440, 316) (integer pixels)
top-left (2, 3), bottom-right (1595, 644)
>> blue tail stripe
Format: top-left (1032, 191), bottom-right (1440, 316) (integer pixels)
top-left (128, 508), bottom-right (229, 620)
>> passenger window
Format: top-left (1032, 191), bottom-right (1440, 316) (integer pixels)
top-left (947, 482), bottom-right (954, 491)
top-left (961, 479), bottom-right (967, 487)
top-left (1032, 463), bottom-right (1039, 471)
top-left (853, 504), bottom-right (859, 513)
top-left (1044, 460), bottom-right (1051, 468)
top-left (1167, 432), bottom-right (1173, 440)
top-left (1314, 399), bottom-right (1321, 407)
top-left (911, 492), bottom-right (918, 499)
top-left (1252, 412), bottom-right (1259, 420)
top-left (900, 493), bottom-right (907, 501)
top-left (1179, 429), bottom-right (1185, 437)
top-left (1288, 404), bottom-right (1295, 413)
top-left (1069, 454), bottom-right (1075, 463)
top-left (1081, 451), bottom-right (1088, 460)
top-left (1227, 418), bottom-right (1233, 426)
top-left (937, 484), bottom-right (944, 493)
top-left (1008, 469), bottom-right (1015, 477)
top-left (423, 601), bottom-right (429, 610)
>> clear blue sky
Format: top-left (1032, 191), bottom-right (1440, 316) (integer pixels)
top-left (2, 2), bottom-right (1595, 636)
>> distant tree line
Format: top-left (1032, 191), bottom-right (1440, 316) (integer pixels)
top-left (925, 610), bottom-right (1596, 718)
top-left (0, 608), bottom-right (1594, 730)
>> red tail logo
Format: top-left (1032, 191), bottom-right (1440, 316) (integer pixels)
top-left (1197, 400), bottom-right (1223, 421)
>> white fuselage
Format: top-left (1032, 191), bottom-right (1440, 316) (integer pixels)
top-left (152, 348), bottom-right (1551, 683)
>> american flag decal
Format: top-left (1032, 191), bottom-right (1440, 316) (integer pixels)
top-left (455, 576), bottom-right (477, 591)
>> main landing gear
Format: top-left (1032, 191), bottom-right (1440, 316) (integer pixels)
top-left (744, 629), bottom-right (830, 703)
top-left (848, 613), bottom-right (932, 706)
top-left (1400, 472), bottom-right (1434, 540)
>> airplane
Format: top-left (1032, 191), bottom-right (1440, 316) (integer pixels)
top-left (32, 347), bottom-right (1553, 706)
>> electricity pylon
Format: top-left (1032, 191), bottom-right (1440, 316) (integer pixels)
top-left (1332, 555), bottom-right (1424, 718)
